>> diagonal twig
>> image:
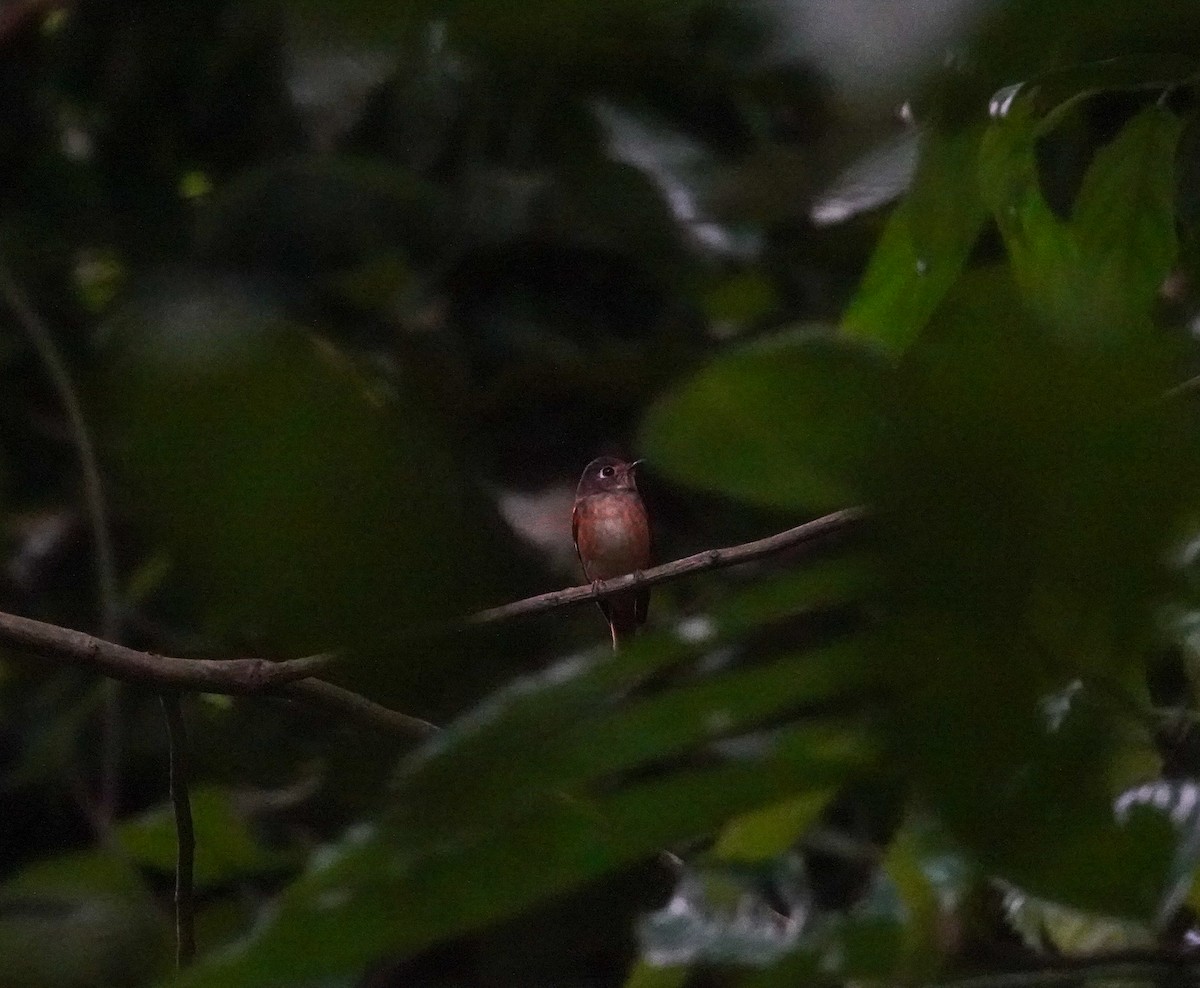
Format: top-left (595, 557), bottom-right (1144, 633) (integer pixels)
top-left (281, 679), bottom-right (438, 737)
top-left (0, 607), bottom-right (333, 690)
top-left (469, 506), bottom-right (868, 624)
top-left (0, 507), bottom-right (864, 743)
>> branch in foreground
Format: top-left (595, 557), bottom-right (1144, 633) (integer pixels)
top-left (469, 506), bottom-right (868, 625)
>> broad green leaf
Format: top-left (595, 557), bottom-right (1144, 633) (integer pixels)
top-left (881, 822), bottom-right (951, 982)
top-left (977, 102), bottom-right (1081, 333)
top-left (874, 270), bottom-right (1190, 916)
top-left (0, 851), bottom-right (169, 987)
top-left (102, 278), bottom-right (471, 660)
top-left (979, 100), bottom-right (1183, 345)
top-left (713, 561), bottom-right (874, 636)
top-left (402, 742), bottom-right (839, 954)
top-left (396, 639), bottom-right (868, 843)
top-left (179, 725), bottom-right (868, 986)
top-left (1072, 104), bottom-right (1183, 322)
top-left (388, 633), bottom-right (694, 830)
top-left (639, 329), bottom-right (888, 510)
top-left (842, 123), bottom-right (987, 353)
top-left (710, 792), bottom-right (831, 863)
top-left (118, 785), bottom-right (295, 890)
top-left (1000, 881), bottom-right (1153, 954)
top-left (554, 648), bottom-right (865, 783)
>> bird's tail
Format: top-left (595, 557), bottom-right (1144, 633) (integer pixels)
top-left (605, 589), bottom-right (647, 651)
top-left (609, 620), bottom-right (638, 652)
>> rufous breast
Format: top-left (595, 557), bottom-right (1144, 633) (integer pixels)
top-left (573, 492), bottom-right (651, 581)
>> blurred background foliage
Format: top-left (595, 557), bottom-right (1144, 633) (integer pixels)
top-left (3, 0), bottom-right (1200, 985)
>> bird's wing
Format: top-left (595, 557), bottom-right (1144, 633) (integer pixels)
top-left (571, 500), bottom-right (581, 563)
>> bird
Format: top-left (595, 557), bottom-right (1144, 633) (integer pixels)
top-left (572, 455), bottom-right (651, 650)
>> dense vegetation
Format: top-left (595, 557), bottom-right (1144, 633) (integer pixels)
top-left (4, 1), bottom-right (1200, 985)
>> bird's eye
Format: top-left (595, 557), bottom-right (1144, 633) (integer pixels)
top-left (600, 466), bottom-right (616, 478)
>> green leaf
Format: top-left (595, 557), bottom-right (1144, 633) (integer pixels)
top-left (882, 820), bottom-right (959, 982)
top-left (118, 786), bottom-right (295, 890)
top-left (977, 103), bottom-right (1081, 333)
top-left (639, 329), bottom-right (888, 510)
top-left (985, 55), bottom-right (1199, 133)
top-left (1071, 104), bottom-right (1183, 321)
top-left (709, 791), bottom-right (831, 863)
top-left (395, 638), bottom-right (868, 843)
top-left (979, 100), bottom-right (1183, 345)
top-left (102, 278), bottom-right (471, 659)
top-left (873, 269), bottom-right (1191, 916)
top-left (842, 123), bottom-right (987, 353)
top-left (0, 851), bottom-right (169, 987)
top-left (1000, 882), bottom-right (1154, 954)
top-left (180, 725), bottom-right (867, 986)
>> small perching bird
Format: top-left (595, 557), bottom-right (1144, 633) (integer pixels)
top-left (572, 456), bottom-right (651, 650)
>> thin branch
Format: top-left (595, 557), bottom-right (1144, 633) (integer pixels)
top-left (0, 259), bottom-right (120, 641)
top-left (0, 601), bottom-right (437, 737)
top-left (469, 506), bottom-right (868, 625)
top-left (0, 257), bottom-right (126, 825)
top-left (0, 607), bottom-right (331, 691)
top-left (0, 509), bottom-right (865, 740)
top-left (280, 679), bottom-right (438, 738)
top-left (160, 694), bottom-right (195, 968)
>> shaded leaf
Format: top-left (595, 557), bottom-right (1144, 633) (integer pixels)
top-left (0, 851), bottom-right (169, 988)
top-left (977, 103), bottom-right (1080, 333)
top-left (711, 792), bottom-right (832, 864)
top-left (396, 638), bottom-right (867, 843)
top-left (1072, 104), bottom-right (1183, 322)
top-left (102, 275), bottom-right (471, 657)
top-left (118, 785), bottom-right (295, 890)
top-left (197, 155), bottom-right (451, 275)
top-left (640, 329), bottom-right (888, 511)
top-left (873, 269), bottom-right (1190, 915)
top-left (841, 123), bottom-right (987, 353)
top-left (979, 100), bottom-right (1182, 344)
top-left (180, 726), bottom-right (867, 985)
